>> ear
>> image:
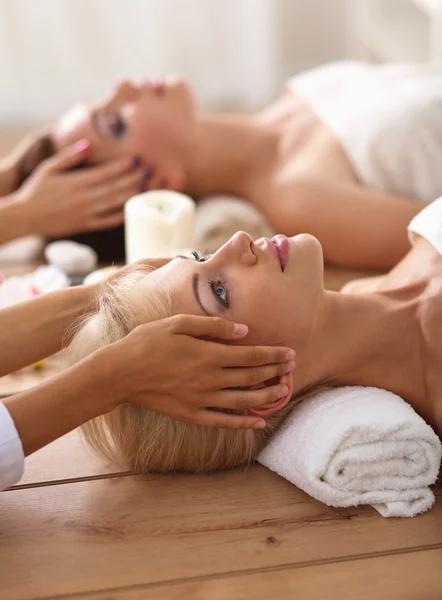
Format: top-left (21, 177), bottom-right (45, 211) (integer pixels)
top-left (248, 371), bottom-right (294, 417)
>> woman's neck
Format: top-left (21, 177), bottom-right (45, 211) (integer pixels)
top-left (292, 287), bottom-right (428, 411)
top-left (184, 113), bottom-right (279, 199)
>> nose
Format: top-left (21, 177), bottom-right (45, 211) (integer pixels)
top-left (219, 231), bottom-right (257, 266)
top-left (106, 79), bottom-right (139, 105)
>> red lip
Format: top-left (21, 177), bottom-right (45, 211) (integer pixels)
top-left (271, 235), bottom-right (290, 271)
top-left (266, 238), bottom-right (282, 270)
top-left (145, 79), bottom-right (166, 97)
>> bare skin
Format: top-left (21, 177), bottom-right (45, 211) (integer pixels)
top-left (185, 94), bottom-right (421, 271)
top-left (340, 236), bottom-right (442, 435)
top-left (50, 76), bottom-right (424, 271)
top-left (0, 134), bottom-right (146, 243)
top-left (141, 232), bottom-right (442, 436)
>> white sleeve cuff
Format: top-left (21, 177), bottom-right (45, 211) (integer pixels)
top-left (408, 196), bottom-right (442, 253)
top-left (0, 402), bottom-right (25, 491)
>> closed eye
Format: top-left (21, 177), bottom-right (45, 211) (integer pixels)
top-left (105, 113), bottom-right (126, 139)
top-left (92, 110), bottom-right (126, 140)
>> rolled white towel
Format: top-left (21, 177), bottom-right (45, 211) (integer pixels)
top-left (258, 386), bottom-right (441, 518)
top-left (195, 195), bottom-right (275, 253)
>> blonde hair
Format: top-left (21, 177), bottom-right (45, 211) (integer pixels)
top-left (69, 266), bottom-right (297, 474)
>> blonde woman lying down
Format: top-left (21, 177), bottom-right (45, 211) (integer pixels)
top-left (5, 61), bottom-right (442, 266)
top-left (69, 197), bottom-right (442, 474)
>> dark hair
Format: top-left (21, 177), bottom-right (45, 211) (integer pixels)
top-left (15, 133), bottom-right (125, 260)
top-left (16, 134), bottom-right (56, 187)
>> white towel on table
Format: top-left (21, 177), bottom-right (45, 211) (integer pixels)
top-left (258, 386), bottom-right (441, 518)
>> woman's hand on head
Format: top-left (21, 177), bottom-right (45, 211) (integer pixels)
top-left (102, 314), bottom-right (295, 429)
top-left (15, 140), bottom-right (145, 237)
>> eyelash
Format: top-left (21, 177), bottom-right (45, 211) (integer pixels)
top-left (208, 280), bottom-right (229, 308)
top-left (106, 113), bottom-right (126, 139)
top-left (192, 251), bottom-right (229, 308)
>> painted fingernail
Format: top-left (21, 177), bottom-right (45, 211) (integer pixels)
top-left (277, 385), bottom-right (289, 398)
top-left (283, 360), bottom-right (296, 373)
top-left (253, 420), bottom-right (266, 429)
top-left (143, 167), bottom-right (154, 179)
top-left (234, 323), bottom-right (248, 336)
top-left (132, 155), bottom-right (142, 167)
top-left (75, 139), bottom-right (90, 154)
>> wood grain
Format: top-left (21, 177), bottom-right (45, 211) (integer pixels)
top-left (0, 127), bottom-right (437, 600)
top-left (1, 468), bottom-right (440, 600)
top-left (10, 430), bottom-right (125, 488)
top-left (58, 547), bottom-right (442, 600)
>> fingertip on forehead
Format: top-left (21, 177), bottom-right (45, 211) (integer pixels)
top-left (52, 110), bottom-right (111, 165)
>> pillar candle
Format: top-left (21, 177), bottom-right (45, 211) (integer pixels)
top-left (124, 190), bottom-right (196, 263)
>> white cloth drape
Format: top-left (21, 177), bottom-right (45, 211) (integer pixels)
top-left (0, 0), bottom-right (346, 123)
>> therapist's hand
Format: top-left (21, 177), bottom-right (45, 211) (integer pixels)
top-left (15, 140), bottom-right (144, 237)
top-left (103, 315), bottom-right (295, 429)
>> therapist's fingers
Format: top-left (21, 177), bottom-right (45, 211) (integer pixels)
top-left (219, 361), bottom-right (295, 390)
top-left (89, 211), bottom-right (125, 231)
top-left (169, 316), bottom-right (294, 365)
top-left (80, 155), bottom-right (139, 186)
top-left (216, 344), bottom-right (295, 368)
top-left (170, 315), bottom-right (248, 339)
top-left (208, 383), bottom-right (290, 411)
top-left (91, 170), bottom-right (143, 207)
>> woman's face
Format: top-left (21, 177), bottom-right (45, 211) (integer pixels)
top-left (142, 231), bottom-right (325, 349)
top-left (52, 76), bottom-right (198, 185)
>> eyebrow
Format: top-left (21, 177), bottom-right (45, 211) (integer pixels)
top-left (192, 273), bottom-right (210, 316)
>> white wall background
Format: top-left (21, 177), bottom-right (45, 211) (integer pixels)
top-left (0, 0), bottom-right (347, 124)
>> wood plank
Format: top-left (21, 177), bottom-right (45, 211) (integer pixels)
top-left (1, 467), bottom-right (440, 600)
top-left (64, 547), bottom-right (442, 600)
top-left (0, 353), bottom-right (68, 399)
top-left (11, 430), bottom-right (126, 488)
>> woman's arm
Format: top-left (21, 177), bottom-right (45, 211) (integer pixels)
top-left (267, 178), bottom-right (423, 270)
top-left (0, 259), bottom-right (171, 376)
top-left (0, 132), bottom-right (145, 246)
top-left (0, 195), bottom-right (32, 245)
top-left (0, 284), bottom-right (99, 376)
top-left (3, 314), bottom-right (295, 458)
top-left (2, 353), bottom-right (114, 456)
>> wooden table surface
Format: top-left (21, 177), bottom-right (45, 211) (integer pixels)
top-left (0, 254), bottom-right (441, 599)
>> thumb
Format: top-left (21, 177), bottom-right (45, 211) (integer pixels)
top-left (171, 315), bottom-right (249, 340)
top-left (43, 139), bottom-right (90, 174)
